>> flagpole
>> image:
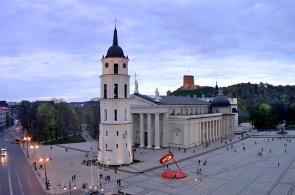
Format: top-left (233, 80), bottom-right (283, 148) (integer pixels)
top-left (97, 141), bottom-right (100, 189)
top-left (91, 147), bottom-right (93, 187)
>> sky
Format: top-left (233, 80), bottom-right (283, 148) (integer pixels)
top-left (1, 0), bottom-right (295, 102)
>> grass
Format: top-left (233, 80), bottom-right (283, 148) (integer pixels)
top-left (44, 134), bottom-right (86, 145)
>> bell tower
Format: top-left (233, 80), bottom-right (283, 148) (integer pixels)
top-left (98, 26), bottom-right (132, 165)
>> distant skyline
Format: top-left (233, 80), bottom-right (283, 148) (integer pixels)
top-left (1, 0), bottom-right (294, 102)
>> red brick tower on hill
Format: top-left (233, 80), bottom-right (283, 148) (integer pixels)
top-left (183, 75), bottom-right (197, 90)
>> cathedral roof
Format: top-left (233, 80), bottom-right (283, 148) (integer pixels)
top-left (133, 93), bottom-right (210, 105)
top-left (211, 90), bottom-right (231, 107)
top-left (105, 27), bottom-right (125, 58)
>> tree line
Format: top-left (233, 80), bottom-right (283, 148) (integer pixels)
top-left (172, 82), bottom-right (295, 129)
top-left (18, 99), bottom-right (100, 143)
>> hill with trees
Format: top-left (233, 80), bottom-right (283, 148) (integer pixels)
top-left (172, 82), bottom-right (295, 129)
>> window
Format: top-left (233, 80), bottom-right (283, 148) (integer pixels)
top-left (104, 84), bottom-right (107, 98)
top-left (104, 109), bottom-right (107, 121)
top-left (114, 109), bottom-right (118, 121)
top-left (171, 109), bottom-right (175, 115)
top-left (114, 63), bottom-right (118, 74)
top-left (106, 144), bottom-right (108, 148)
top-left (117, 131), bottom-right (119, 136)
top-left (126, 143), bottom-right (127, 147)
top-left (124, 84), bottom-right (127, 98)
top-left (125, 131), bottom-right (127, 135)
top-left (124, 109), bottom-right (127, 121)
top-left (116, 144), bottom-right (118, 148)
top-left (114, 84), bottom-right (118, 98)
top-left (106, 131), bottom-right (108, 136)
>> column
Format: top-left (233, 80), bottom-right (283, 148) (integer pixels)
top-left (184, 124), bottom-right (188, 147)
top-left (214, 120), bottom-right (216, 140)
top-left (206, 121), bottom-right (209, 142)
top-left (162, 113), bottom-right (169, 147)
top-left (146, 113), bottom-right (152, 148)
top-left (209, 121), bottom-right (211, 141)
top-left (218, 119), bottom-right (222, 139)
top-left (202, 122), bottom-right (205, 143)
top-left (198, 122), bottom-right (203, 144)
top-left (130, 113), bottom-right (134, 146)
top-left (139, 113), bottom-right (145, 148)
top-left (154, 113), bottom-right (161, 149)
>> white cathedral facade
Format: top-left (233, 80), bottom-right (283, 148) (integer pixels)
top-left (98, 26), bottom-right (235, 165)
top-left (130, 89), bottom-right (235, 149)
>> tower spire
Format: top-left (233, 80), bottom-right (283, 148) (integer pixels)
top-left (113, 27), bottom-right (118, 46)
top-left (113, 17), bottom-right (118, 46)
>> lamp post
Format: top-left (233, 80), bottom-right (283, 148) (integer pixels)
top-left (24, 136), bottom-right (31, 158)
top-left (30, 144), bottom-right (39, 156)
top-left (39, 156), bottom-right (50, 190)
top-left (63, 180), bottom-right (76, 195)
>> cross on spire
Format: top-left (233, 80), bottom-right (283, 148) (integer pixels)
top-left (114, 17), bottom-right (118, 28)
top-left (133, 72), bottom-right (138, 81)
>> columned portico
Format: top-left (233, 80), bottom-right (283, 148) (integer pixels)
top-left (130, 93), bottom-right (235, 149)
top-left (139, 113), bottom-right (145, 148)
top-left (154, 112), bottom-right (161, 149)
top-left (146, 113), bottom-right (152, 148)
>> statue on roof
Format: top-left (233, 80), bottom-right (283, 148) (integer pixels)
top-left (134, 72), bottom-right (139, 94)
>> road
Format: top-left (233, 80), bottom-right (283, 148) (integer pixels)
top-left (0, 126), bottom-right (48, 195)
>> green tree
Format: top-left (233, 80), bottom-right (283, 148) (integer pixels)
top-left (36, 104), bottom-right (56, 143)
top-left (18, 100), bottom-right (37, 134)
top-left (251, 103), bottom-right (271, 129)
top-left (55, 100), bottom-right (78, 140)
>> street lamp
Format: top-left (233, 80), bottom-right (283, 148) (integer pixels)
top-left (24, 136), bottom-right (31, 158)
top-left (39, 156), bottom-right (50, 190)
top-left (63, 180), bottom-right (77, 195)
top-left (30, 144), bottom-right (39, 156)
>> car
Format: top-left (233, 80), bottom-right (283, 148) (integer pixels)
top-left (6, 139), bottom-right (9, 142)
top-left (1, 148), bottom-right (7, 156)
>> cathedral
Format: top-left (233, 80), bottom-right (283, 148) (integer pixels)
top-left (98, 26), bottom-right (235, 165)
top-left (130, 86), bottom-right (236, 149)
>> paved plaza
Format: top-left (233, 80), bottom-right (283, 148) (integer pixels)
top-left (24, 130), bottom-right (295, 195)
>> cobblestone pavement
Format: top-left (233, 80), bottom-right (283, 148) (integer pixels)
top-left (20, 129), bottom-right (295, 195)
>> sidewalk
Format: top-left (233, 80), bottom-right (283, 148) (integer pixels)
top-left (21, 129), bottom-right (295, 195)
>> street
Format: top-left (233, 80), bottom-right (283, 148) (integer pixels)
top-left (0, 126), bottom-right (47, 195)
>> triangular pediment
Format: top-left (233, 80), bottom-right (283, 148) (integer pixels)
top-left (130, 95), bottom-right (157, 107)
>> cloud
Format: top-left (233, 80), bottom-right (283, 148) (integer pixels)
top-left (0, 0), bottom-right (294, 102)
